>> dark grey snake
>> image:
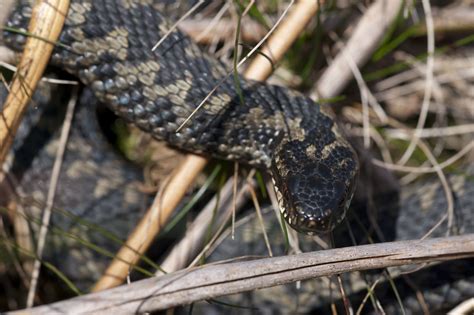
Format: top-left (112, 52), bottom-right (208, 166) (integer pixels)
top-left (4, 0), bottom-right (358, 235)
top-left (1, 1), bottom-right (473, 313)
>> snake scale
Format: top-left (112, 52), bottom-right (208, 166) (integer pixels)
top-left (4, 0), bottom-right (358, 235)
top-left (1, 0), bottom-right (473, 314)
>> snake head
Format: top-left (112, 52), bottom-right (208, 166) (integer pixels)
top-left (271, 138), bottom-right (358, 235)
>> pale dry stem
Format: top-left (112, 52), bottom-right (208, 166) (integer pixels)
top-left (397, 0), bottom-right (436, 165)
top-left (26, 86), bottom-right (78, 307)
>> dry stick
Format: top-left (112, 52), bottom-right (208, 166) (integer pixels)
top-left (397, 0), bottom-right (435, 165)
top-left (337, 274), bottom-right (352, 315)
top-left (312, 0), bottom-right (404, 100)
top-left (244, 0), bottom-right (321, 81)
top-left (93, 0), bottom-right (323, 291)
top-left (449, 298), bottom-right (474, 315)
top-left (342, 46), bottom-right (371, 148)
top-left (416, 141), bottom-right (454, 237)
top-left (386, 124), bottom-right (474, 139)
top-left (0, 62), bottom-right (79, 85)
top-left (26, 86), bottom-right (78, 307)
top-left (179, 17), bottom-right (266, 44)
top-left (374, 67), bottom-right (474, 101)
top-left (151, 0), bottom-right (205, 51)
top-left (415, 7), bottom-right (474, 35)
top-left (0, 0), bottom-right (69, 166)
top-left (355, 278), bottom-right (382, 315)
top-left (232, 162), bottom-right (238, 239)
top-left (194, 3), bottom-right (230, 44)
top-left (10, 234), bottom-right (474, 314)
top-left (372, 141), bottom-right (474, 174)
top-left (246, 180), bottom-right (273, 257)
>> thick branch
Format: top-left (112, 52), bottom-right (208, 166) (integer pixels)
top-left (313, 0), bottom-right (404, 99)
top-left (10, 234), bottom-right (474, 314)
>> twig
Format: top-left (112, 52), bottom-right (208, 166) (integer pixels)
top-left (385, 124), bottom-right (474, 139)
top-left (415, 141), bottom-right (454, 237)
top-left (397, 0), bottom-right (435, 165)
top-left (449, 298), bottom-right (474, 315)
top-left (10, 234), bottom-right (474, 314)
top-left (341, 44), bottom-right (372, 148)
top-left (414, 7), bottom-right (474, 35)
top-left (151, 0), bottom-right (205, 51)
top-left (356, 278), bottom-right (382, 315)
top-left (246, 179), bottom-right (273, 257)
top-left (0, 61), bottom-right (78, 85)
top-left (194, 3), bottom-right (230, 44)
top-left (313, 0), bottom-right (404, 99)
top-left (232, 162), bottom-right (238, 239)
top-left (186, 170), bottom-right (257, 270)
top-left (244, 0), bottom-right (320, 81)
top-left (26, 86), bottom-right (78, 307)
top-left (374, 67), bottom-right (474, 102)
top-left (179, 17), bottom-right (266, 44)
top-left (372, 141), bottom-right (474, 174)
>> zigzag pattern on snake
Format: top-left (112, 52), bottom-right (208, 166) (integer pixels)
top-left (4, 0), bottom-right (358, 234)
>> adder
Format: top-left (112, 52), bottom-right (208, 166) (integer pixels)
top-left (4, 0), bottom-right (358, 235)
top-left (1, 1), bottom-right (473, 314)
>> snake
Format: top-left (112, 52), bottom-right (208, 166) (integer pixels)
top-left (4, 0), bottom-right (359, 235)
top-left (1, 1), bottom-right (473, 313)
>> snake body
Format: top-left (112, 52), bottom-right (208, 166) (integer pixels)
top-left (5, 0), bottom-right (358, 235)
top-left (1, 2), bottom-right (473, 312)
